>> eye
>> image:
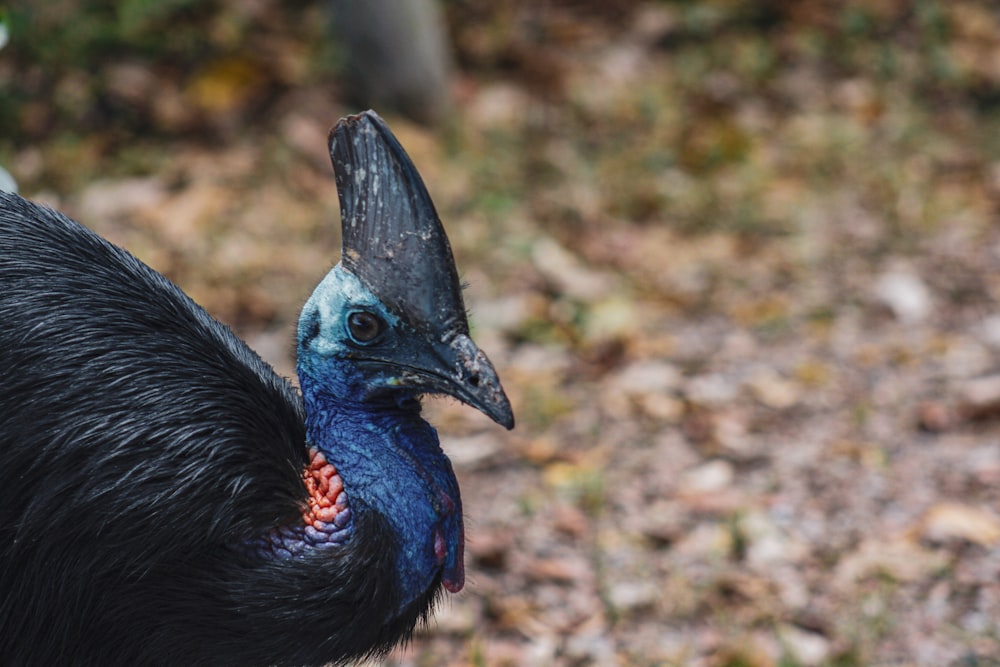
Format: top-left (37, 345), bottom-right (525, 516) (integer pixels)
top-left (346, 311), bottom-right (384, 344)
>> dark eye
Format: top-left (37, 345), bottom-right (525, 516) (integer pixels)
top-left (347, 311), bottom-right (383, 343)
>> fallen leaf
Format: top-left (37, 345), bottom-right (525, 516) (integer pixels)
top-left (957, 375), bottom-right (1000, 420)
top-left (874, 266), bottom-right (932, 324)
top-left (918, 502), bottom-right (1000, 547)
top-left (746, 370), bottom-right (801, 410)
top-left (836, 538), bottom-right (948, 584)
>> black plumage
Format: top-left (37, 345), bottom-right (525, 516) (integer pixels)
top-left (0, 112), bottom-right (512, 665)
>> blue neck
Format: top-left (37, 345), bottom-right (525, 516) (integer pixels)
top-left (296, 368), bottom-right (463, 609)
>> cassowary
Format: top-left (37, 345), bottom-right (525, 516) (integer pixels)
top-left (0, 111), bottom-right (513, 666)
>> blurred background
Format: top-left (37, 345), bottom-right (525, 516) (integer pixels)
top-left (3, 1), bottom-right (1000, 665)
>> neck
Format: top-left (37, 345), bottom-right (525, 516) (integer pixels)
top-left (296, 369), bottom-right (465, 608)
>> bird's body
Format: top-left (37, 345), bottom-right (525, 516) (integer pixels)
top-left (0, 112), bottom-right (512, 666)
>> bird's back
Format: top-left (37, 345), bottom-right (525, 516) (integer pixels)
top-left (0, 193), bottom-right (321, 663)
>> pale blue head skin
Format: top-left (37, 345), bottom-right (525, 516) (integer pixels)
top-left (296, 264), bottom-right (464, 609)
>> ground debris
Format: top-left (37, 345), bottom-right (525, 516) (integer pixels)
top-left (13, 1), bottom-right (1000, 664)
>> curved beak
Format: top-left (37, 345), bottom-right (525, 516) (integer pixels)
top-left (418, 333), bottom-right (514, 430)
top-left (356, 329), bottom-right (514, 430)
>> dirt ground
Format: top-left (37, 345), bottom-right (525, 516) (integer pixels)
top-left (5, 2), bottom-right (1000, 665)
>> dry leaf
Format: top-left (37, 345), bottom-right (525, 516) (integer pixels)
top-left (918, 502), bottom-right (1000, 547)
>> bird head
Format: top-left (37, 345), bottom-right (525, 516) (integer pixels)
top-left (295, 111), bottom-right (512, 609)
top-left (297, 111), bottom-right (513, 430)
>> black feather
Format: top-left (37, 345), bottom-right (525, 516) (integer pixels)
top-left (0, 192), bottom-right (433, 666)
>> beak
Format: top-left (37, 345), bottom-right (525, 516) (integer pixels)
top-left (329, 110), bottom-right (514, 430)
top-left (395, 332), bottom-right (514, 430)
top-left (353, 327), bottom-right (515, 429)
top-left (442, 333), bottom-right (515, 429)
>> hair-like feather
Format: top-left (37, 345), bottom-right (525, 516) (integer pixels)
top-left (0, 112), bottom-right (512, 666)
top-left (0, 192), bottom-right (436, 666)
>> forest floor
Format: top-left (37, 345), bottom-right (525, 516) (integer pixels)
top-left (5, 2), bottom-right (1000, 665)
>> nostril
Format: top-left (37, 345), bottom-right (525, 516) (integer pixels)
top-left (469, 373), bottom-right (480, 387)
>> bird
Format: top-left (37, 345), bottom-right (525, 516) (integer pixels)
top-left (0, 110), bottom-right (513, 666)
